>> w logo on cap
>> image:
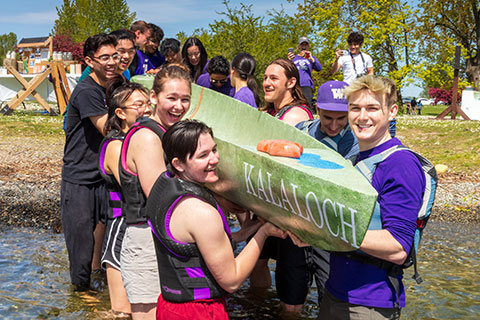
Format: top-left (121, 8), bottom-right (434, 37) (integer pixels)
top-left (331, 88), bottom-right (345, 100)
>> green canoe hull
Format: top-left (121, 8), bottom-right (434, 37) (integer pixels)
top-left (133, 76), bottom-right (377, 251)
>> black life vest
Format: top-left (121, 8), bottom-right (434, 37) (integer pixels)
top-left (119, 117), bottom-right (166, 224)
top-left (146, 171), bottom-right (231, 303)
top-left (98, 130), bottom-right (125, 219)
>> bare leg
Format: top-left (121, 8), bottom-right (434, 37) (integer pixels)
top-left (249, 258), bottom-right (272, 288)
top-left (131, 303), bottom-right (156, 320)
top-left (92, 221), bottom-right (106, 270)
top-left (106, 264), bottom-right (131, 314)
top-left (279, 302), bottom-right (303, 319)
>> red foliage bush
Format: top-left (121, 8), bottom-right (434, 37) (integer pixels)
top-left (52, 32), bottom-right (83, 62)
top-left (428, 87), bottom-right (462, 104)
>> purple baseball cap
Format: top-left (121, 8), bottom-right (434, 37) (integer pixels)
top-left (316, 80), bottom-right (349, 112)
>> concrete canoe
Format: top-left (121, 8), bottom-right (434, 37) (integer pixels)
top-left (133, 75), bottom-right (378, 251)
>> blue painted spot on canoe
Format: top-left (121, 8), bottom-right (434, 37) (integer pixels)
top-left (298, 153), bottom-right (344, 170)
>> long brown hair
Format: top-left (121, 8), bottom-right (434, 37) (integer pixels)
top-left (260, 58), bottom-right (308, 114)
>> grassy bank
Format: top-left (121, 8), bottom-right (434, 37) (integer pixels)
top-left (1, 108), bottom-right (479, 176)
top-left (397, 115), bottom-right (480, 175)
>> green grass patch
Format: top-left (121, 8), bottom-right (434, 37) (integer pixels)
top-left (1, 109), bottom-right (479, 176)
top-left (0, 110), bottom-right (64, 137)
top-left (397, 116), bottom-right (480, 175)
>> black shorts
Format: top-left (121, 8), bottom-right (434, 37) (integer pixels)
top-left (61, 180), bottom-right (108, 286)
top-left (275, 237), bottom-right (310, 305)
top-left (101, 217), bottom-right (127, 270)
top-left (258, 236), bottom-right (279, 260)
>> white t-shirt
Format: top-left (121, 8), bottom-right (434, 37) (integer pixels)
top-left (338, 52), bottom-right (373, 84)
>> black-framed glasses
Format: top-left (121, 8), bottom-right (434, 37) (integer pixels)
top-left (117, 48), bottom-right (136, 56)
top-left (210, 78), bottom-right (228, 85)
top-left (92, 53), bottom-right (121, 63)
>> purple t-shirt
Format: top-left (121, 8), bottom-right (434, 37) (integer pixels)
top-left (326, 138), bottom-right (425, 309)
top-left (292, 55), bottom-right (322, 88)
top-left (233, 86), bottom-right (257, 108)
top-left (196, 73), bottom-right (235, 97)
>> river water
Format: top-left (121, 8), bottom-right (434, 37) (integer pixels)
top-left (0, 220), bottom-right (478, 319)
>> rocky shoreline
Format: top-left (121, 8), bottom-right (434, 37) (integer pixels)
top-left (0, 134), bottom-right (478, 232)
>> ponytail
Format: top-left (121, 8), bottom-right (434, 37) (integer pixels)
top-left (231, 53), bottom-right (260, 107)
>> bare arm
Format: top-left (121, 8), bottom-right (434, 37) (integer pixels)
top-left (89, 114), bottom-right (108, 136)
top-left (281, 107), bottom-right (312, 127)
top-left (330, 49), bottom-right (343, 75)
top-left (127, 129), bottom-right (167, 197)
top-left (367, 66), bottom-right (374, 75)
top-left (172, 198), bottom-right (285, 293)
top-left (359, 229), bottom-right (407, 265)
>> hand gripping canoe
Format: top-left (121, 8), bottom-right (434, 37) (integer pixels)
top-left (132, 76), bottom-right (378, 251)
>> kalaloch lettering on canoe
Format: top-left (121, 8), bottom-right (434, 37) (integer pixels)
top-left (243, 161), bottom-right (359, 248)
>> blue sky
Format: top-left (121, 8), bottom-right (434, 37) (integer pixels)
top-left (0, 0), bottom-right (421, 96)
top-left (0, 0), bottom-right (297, 40)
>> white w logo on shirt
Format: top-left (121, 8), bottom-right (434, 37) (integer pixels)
top-left (331, 88), bottom-right (345, 99)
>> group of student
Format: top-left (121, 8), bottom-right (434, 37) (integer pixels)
top-left (61, 20), bottom-right (432, 320)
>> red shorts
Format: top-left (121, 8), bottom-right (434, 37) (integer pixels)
top-left (156, 294), bottom-right (229, 320)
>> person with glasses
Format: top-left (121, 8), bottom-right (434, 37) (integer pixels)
top-left (197, 55), bottom-right (234, 97)
top-left (98, 75), bottom-right (152, 318)
top-left (128, 20), bottom-right (153, 77)
top-left (78, 29), bottom-right (136, 82)
top-left (132, 23), bottom-right (166, 75)
top-left (181, 37), bottom-right (209, 83)
top-left (118, 64), bottom-right (193, 320)
top-left (61, 33), bottom-right (119, 292)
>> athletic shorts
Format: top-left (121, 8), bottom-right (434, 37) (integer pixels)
top-left (258, 236), bottom-right (279, 260)
top-left (101, 217), bottom-right (127, 270)
top-left (275, 237), bottom-right (310, 305)
top-left (120, 223), bottom-right (161, 304)
top-left (156, 294), bottom-right (229, 320)
top-left (319, 290), bottom-right (401, 320)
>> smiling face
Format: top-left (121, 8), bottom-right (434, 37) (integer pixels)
top-left (85, 44), bottom-right (118, 86)
top-left (187, 45), bottom-right (201, 66)
top-left (145, 39), bottom-right (160, 55)
top-left (318, 109), bottom-right (348, 137)
top-left (135, 29), bottom-right (151, 49)
top-left (116, 39), bottom-right (136, 72)
top-left (348, 89), bottom-right (397, 151)
top-left (174, 132), bottom-right (220, 184)
top-left (263, 64), bottom-right (295, 109)
top-left (150, 79), bottom-right (191, 129)
top-left (298, 41), bottom-right (309, 52)
top-left (166, 51), bottom-right (181, 64)
top-left (348, 42), bottom-right (362, 55)
top-left (116, 90), bottom-right (152, 129)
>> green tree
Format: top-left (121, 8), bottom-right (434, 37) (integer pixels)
top-left (0, 32), bottom-right (17, 65)
top-left (52, 0), bottom-right (136, 42)
top-left (294, 0), bottom-right (418, 101)
top-left (177, 0), bottom-right (312, 100)
top-left (417, 0), bottom-right (479, 89)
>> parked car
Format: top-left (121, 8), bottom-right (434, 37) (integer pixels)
top-left (418, 98), bottom-right (435, 105)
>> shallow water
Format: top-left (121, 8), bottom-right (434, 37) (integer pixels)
top-left (0, 220), bottom-right (478, 319)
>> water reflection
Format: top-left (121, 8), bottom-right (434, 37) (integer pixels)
top-left (0, 220), bottom-right (478, 319)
